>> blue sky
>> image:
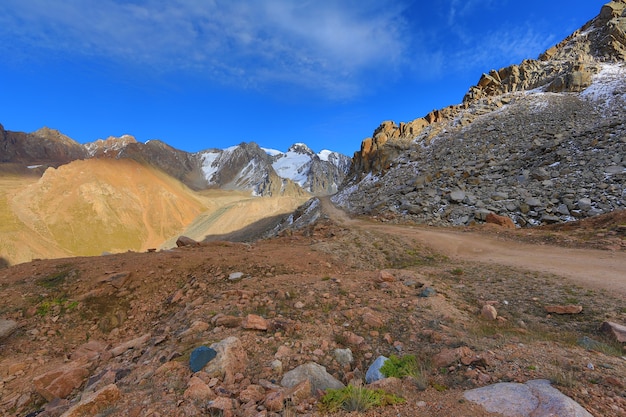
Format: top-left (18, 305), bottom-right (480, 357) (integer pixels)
top-left (0, 0), bottom-right (605, 156)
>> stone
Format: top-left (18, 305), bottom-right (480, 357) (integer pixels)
top-left (485, 212), bottom-right (516, 229)
top-left (207, 397), bottom-right (234, 417)
top-left (214, 315), bottom-right (243, 328)
top-left (281, 362), bottom-right (344, 394)
top-left (481, 304), bottom-right (498, 320)
top-left (286, 379), bottom-right (313, 404)
top-left (433, 346), bottom-right (475, 368)
top-left (365, 355), bottom-right (388, 383)
top-left (600, 321), bottom-right (626, 343)
top-left (101, 271), bottom-right (131, 289)
top-left (203, 336), bottom-right (248, 384)
top-left (60, 384), bottom-right (121, 417)
top-left (184, 376), bottom-right (215, 402)
top-left (71, 340), bottom-right (109, 362)
top-left (419, 287), bottom-right (436, 297)
top-left (378, 270), bottom-right (396, 282)
top-left (333, 348), bottom-right (353, 366)
top-left (264, 391), bottom-right (285, 412)
top-left (0, 319), bottom-right (18, 341)
top-left (176, 236), bottom-right (199, 247)
top-left (190, 346), bottom-right (218, 372)
top-left (449, 190), bottom-right (466, 203)
top-left (242, 314), bottom-right (268, 331)
top-left (33, 362), bottom-right (90, 401)
top-left (464, 379), bottom-right (593, 417)
top-left (239, 384), bottom-right (265, 403)
top-left (228, 272), bottom-right (244, 281)
top-left (362, 311), bottom-right (384, 328)
top-left (109, 333), bottom-right (151, 357)
top-left (544, 305), bottom-right (583, 314)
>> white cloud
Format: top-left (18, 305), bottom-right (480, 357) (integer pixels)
top-left (0, 0), bottom-right (411, 98)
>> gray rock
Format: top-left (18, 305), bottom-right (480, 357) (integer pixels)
top-left (365, 355), bottom-right (388, 384)
top-left (281, 362), bottom-right (344, 393)
top-left (464, 379), bottom-right (593, 417)
top-left (0, 319), bottom-right (18, 341)
top-left (449, 190), bottom-right (466, 203)
top-left (228, 272), bottom-right (244, 281)
top-left (577, 198), bottom-right (592, 211)
top-left (333, 348), bottom-right (354, 367)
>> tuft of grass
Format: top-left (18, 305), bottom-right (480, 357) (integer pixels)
top-left (380, 354), bottom-right (419, 378)
top-left (319, 385), bottom-right (405, 413)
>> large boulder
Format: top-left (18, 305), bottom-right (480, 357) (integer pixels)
top-left (202, 336), bottom-right (248, 384)
top-left (281, 362), bottom-right (344, 394)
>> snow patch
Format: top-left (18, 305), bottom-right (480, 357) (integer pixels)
top-left (581, 63), bottom-right (626, 106)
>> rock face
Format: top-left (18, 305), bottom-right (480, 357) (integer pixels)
top-left (0, 318), bottom-right (18, 341)
top-left (0, 125), bottom-right (88, 167)
top-left (337, 1), bottom-right (626, 227)
top-left (464, 379), bottom-right (593, 417)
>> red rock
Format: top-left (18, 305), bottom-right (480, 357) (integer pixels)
top-left (600, 321), bottom-right (626, 343)
top-left (481, 304), bottom-right (498, 320)
top-left (109, 333), bottom-right (151, 357)
top-left (242, 314), bottom-right (268, 331)
top-left (378, 270), bottom-right (396, 282)
top-left (60, 384), bottom-right (121, 417)
top-left (239, 384), bottom-right (265, 403)
top-left (184, 376), bottom-right (216, 402)
top-left (264, 391), bottom-right (285, 412)
top-left (544, 305), bottom-right (583, 314)
top-left (71, 340), bottom-right (109, 362)
top-left (485, 213), bottom-right (516, 229)
top-left (286, 379), bottom-right (312, 405)
top-left (362, 311), bottom-right (384, 328)
top-left (33, 363), bottom-right (90, 401)
top-left (208, 397), bottom-right (234, 417)
top-left (433, 346), bottom-right (475, 368)
top-left (345, 331), bottom-right (365, 346)
top-left (215, 315), bottom-right (243, 328)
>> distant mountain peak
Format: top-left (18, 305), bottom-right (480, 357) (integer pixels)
top-left (287, 143), bottom-right (315, 155)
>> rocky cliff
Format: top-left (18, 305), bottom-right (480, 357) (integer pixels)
top-left (338, 0), bottom-right (626, 227)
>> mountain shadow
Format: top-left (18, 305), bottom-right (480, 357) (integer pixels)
top-left (0, 257), bottom-right (9, 269)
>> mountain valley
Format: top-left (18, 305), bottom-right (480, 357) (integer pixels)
top-left (1, 1), bottom-right (626, 416)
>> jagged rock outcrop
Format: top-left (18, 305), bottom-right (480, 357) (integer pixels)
top-left (339, 0), bottom-right (626, 227)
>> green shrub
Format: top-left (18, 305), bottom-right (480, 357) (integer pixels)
top-left (380, 354), bottom-right (419, 378)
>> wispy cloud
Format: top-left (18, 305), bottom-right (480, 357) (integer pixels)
top-left (0, 0), bottom-right (412, 98)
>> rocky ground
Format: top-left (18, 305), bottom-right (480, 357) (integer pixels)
top-left (1, 205), bottom-right (625, 417)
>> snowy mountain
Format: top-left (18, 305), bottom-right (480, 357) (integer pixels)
top-left (263, 143), bottom-right (352, 195)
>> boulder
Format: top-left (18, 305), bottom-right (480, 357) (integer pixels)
top-left (33, 362), bottom-right (90, 401)
top-left (281, 362), bottom-right (344, 394)
top-left (0, 319), bottom-right (18, 341)
top-left (333, 348), bottom-right (353, 366)
top-left (365, 355), bottom-right (388, 383)
top-left (184, 376), bottom-right (215, 402)
top-left (203, 336), bottom-right (248, 384)
top-left (485, 212), bottom-right (516, 229)
top-left (60, 384), bottom-right (121, 417)
top-left (600, 321), bottom-right (626, 343)
top-left (481, 304), bottom-right (498, 320)
top-left (464, 379), bottom-right (593, 417)
top-left (242, 314), bottom-right (268, 331)
top-left (189, 346), bottom-right (217, 372)
top-left (109, 333), bottom-right (151, 357)
top-left (176, 236), bottom-right (199, 247)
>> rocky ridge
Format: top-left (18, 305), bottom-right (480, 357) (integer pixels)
top-left (339, 0), bottom-right (626, 227)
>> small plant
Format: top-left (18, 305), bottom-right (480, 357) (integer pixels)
top-left (380, 354), bottom-right (419, 378)
top-left (36, 268), bottom-right (74, 288)
top-left (319, 385), bottom-right (405, 413)
top-left (451, 268), bottom-right (464, 276)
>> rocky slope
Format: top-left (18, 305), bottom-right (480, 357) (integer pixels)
top-left (0, 207), bottom-right (624, 417)
top-left (336, 0), bottom-right (626, 227)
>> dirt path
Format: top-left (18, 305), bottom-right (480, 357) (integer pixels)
top-left (321, 198), bottom-right (626, 296)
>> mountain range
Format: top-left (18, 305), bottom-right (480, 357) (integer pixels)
top-left (2, 0), bottom-right (626, 265)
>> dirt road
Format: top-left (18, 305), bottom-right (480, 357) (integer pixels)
top-left (321, 198), bottom-right (626, 296)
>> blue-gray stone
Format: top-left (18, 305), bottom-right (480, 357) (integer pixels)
top-left (365, 355), bottom-right (388, 384)
top-left (190, 346), bottom-right (217, 372)
top-left (419, 287), bottom-right (436, 297)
